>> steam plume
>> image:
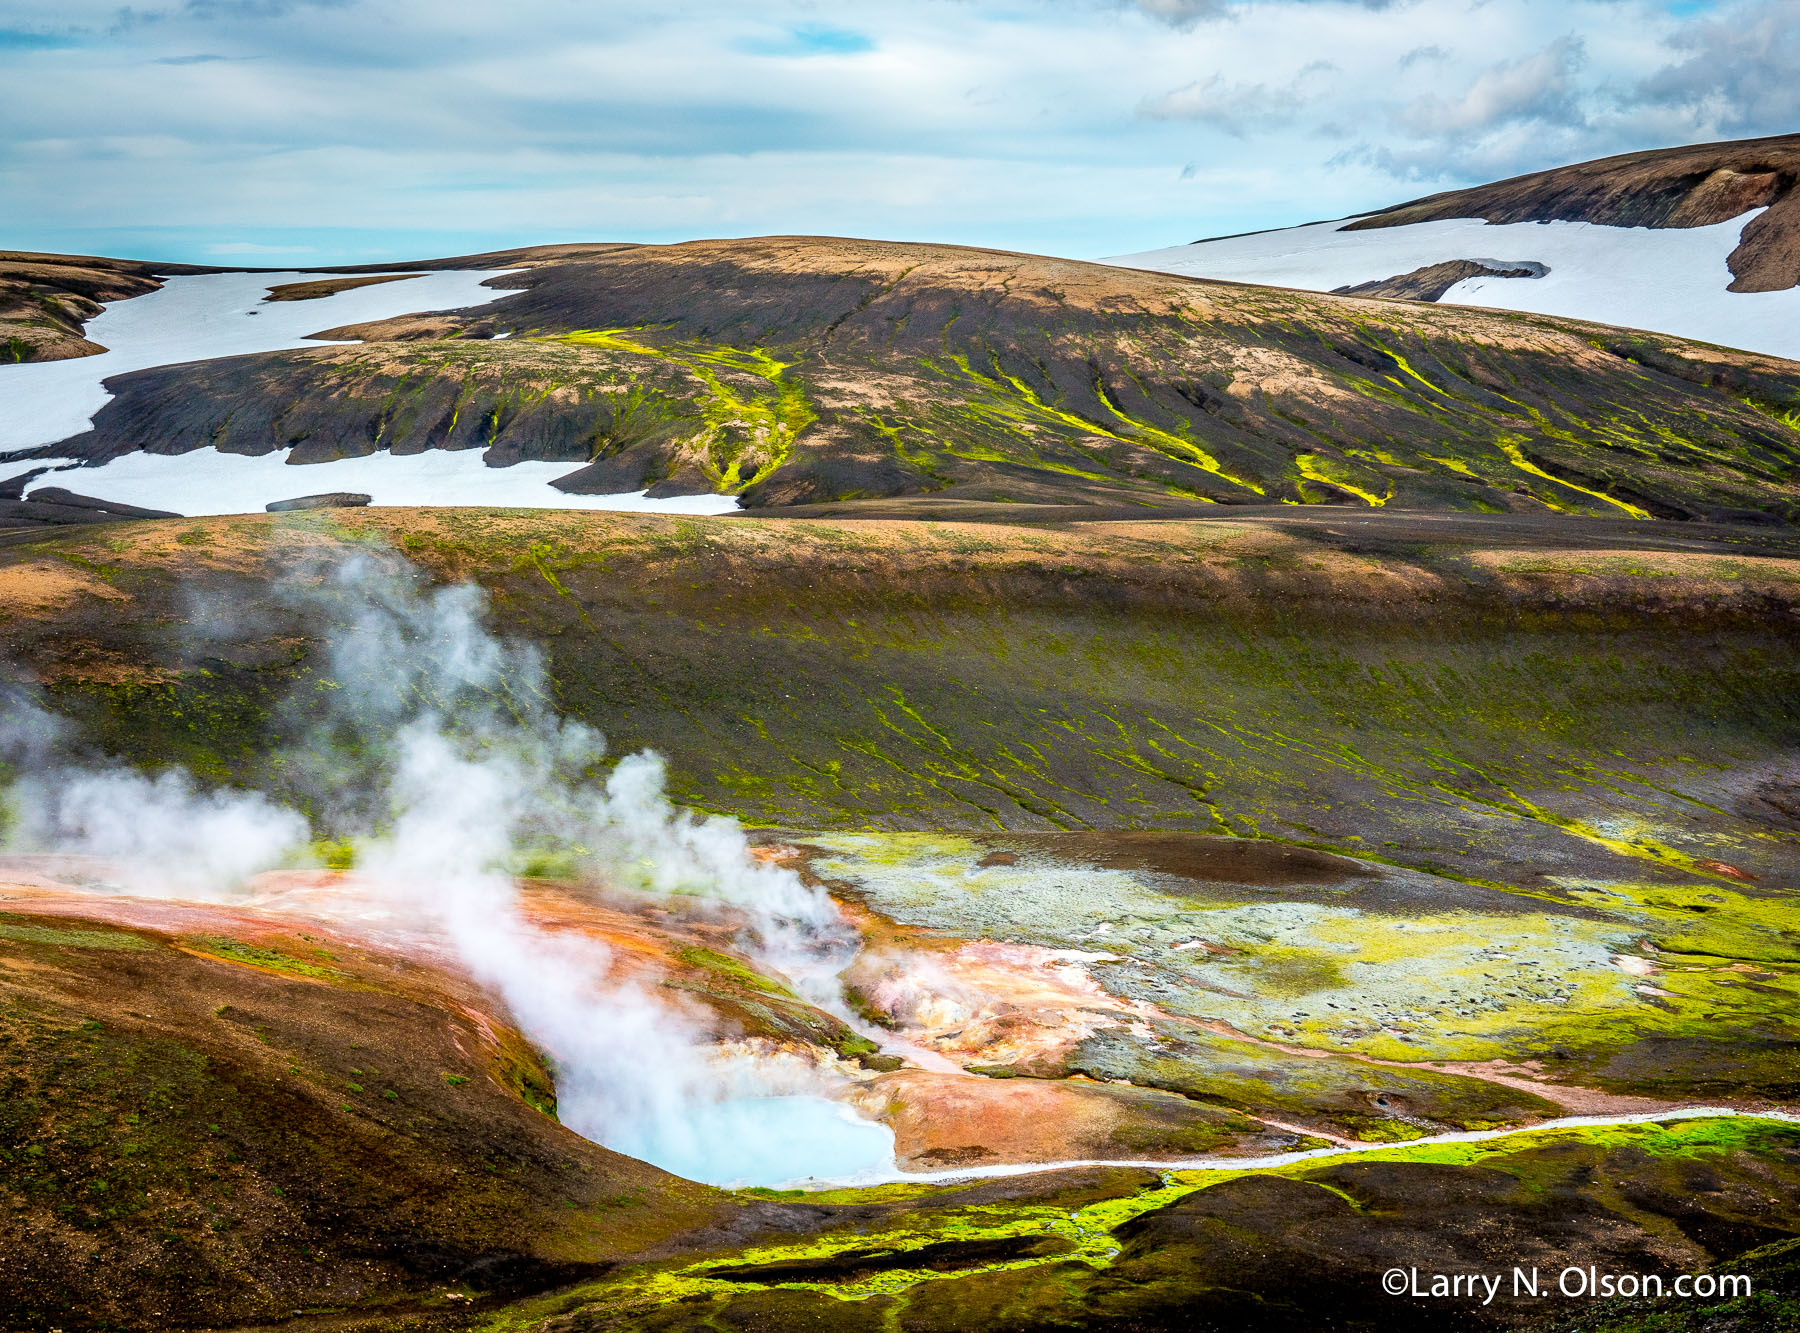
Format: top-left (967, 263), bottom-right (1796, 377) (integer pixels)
top-left (0, 545), bottom-right (894, 1186)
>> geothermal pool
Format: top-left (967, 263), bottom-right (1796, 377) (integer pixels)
top-left (600, 1095), bottom-right (898, 1189)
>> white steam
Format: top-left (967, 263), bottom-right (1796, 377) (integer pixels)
top-left (0, 548), bottom-right (895, 1187)
top-left (0, 699), bottom-right (310, 897)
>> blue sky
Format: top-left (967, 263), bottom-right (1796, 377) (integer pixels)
top-left (0, 0), bottom-right (1792, 265)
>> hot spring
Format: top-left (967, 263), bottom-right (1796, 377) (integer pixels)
top-left (0, 543), bottom-right (907, 1191)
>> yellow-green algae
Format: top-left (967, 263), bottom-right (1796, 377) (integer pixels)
top-left (1296, 452), bottom-right (1391, 507)
top-left (0, 917), bottom-right (153, 952)
top-left (801, 834), bottom-right (1800, 1091)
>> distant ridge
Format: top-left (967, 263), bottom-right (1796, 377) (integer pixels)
top-left (1113, 135), bottom-right (1800, 361)
top-left (1341, 134), bottom-right (1800, 293)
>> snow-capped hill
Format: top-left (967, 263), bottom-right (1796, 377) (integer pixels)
top-left (1111, 135), bottom-right (1800, 363)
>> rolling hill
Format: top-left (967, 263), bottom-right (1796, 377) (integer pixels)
top-left (3, 234), bottom-right (1800, 526)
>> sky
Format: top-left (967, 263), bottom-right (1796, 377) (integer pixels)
top-left (0, 0), bottom-right (1793, 266)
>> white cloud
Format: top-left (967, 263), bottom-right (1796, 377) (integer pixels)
top-left (1132, 0), bottom-right (1230, 23)
top-left (1636, 0), bottom-right (1800, 137)
top-left (0, 0), bottom-right (1780, 263)
top-left (1396, 35), bottom-right (1586, 136)
top-left (1144, 76), bottom-right (1305, 133)
top-left (1142, 61), bottom-right (1335, 135)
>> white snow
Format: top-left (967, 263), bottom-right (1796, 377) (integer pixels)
top-left (18, 446), bottom-right (740, 516)
top-left (0, 268), bottom-right (516, 452)
top-left (0, 267), bottom-right (747, 517)
top-left (1110, 210), bottom-right (1800, 363)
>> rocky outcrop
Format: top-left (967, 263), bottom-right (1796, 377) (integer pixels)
top-left (262, 273), bottom-right (423, 302)
top-left (1333, 258), bottom-right (1548, 301)
top-left (34, 235), bottom-right (1800, 523)
top-left (0, 477), bottom-right (180, 529)
top-left (265, 491), bottom-right (372, 511)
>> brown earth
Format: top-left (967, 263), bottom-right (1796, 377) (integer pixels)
top-left (850, 1069), bottom-right (1300, 1168)
top-left (263, 274), bottom-right (424, 302)
top-left (0, 884), bottom-right (726, 1331)
top-left (0, 243), bottom-right (628, 366)
top-left (1340, 133), bottom-right (1800, 293)
top-left (2, 509), bottom-right (1799, 1330)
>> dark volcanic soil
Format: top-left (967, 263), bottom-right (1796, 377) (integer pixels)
top-left (1, 509), bottom-right (1798, 1330)
top-left (0, 893), bottom-right (723, 1331)
top-left (1334, 258), bottom-right (1547, 301)
top-left (263, 273), bottom-right (424, 302)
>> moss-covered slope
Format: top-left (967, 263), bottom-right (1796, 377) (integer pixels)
top-left (0, 904), bottom-right (720, 1331)
top-left (43, 237), bottom-right (1800, 520)
top-left (5, 508), bottom-right (1796, 888)
top-left (487, 1118), bottom-right (1800, 1332)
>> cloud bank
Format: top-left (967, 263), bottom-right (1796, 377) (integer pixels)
top-left (0, 0), bottom-right (1787, 263)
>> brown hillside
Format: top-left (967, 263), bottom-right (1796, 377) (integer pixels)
top-left (38, 234), bottom-right (1800, 524)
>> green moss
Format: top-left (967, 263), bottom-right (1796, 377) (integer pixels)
top-left (308, 837), bottom-right (357, 871)
top-left (1295, 452), bottom-right (1390, 507)
top-left (552, 329), bottom-right (816, 491)
top-left (0, 918), bottom-right (154, 952)
top-left (481, 1117), bottom-right (1800, 1328)
top-left (1243, 946), bottom-right (1348, 999)
top-left (676, 945), bottom-right (797, 996)
top-left (187, 937), bottom-right (346, 981)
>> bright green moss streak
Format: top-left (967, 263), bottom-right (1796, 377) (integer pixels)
top-left (805, 830), bottom-right (1798, 1079)
top-left (935, 352), bottom-right (1263, 495)
top-left (1090, 380), bottom-right (1264, 494)
top-left (480, 1118), bottom-right (1793, 1326)
top-left (1567, 880), bottom-right (1800, 965)
top-left (1295, 453), bottom-right (1389, 507)
top-left (0, 919), bottom-right (153, 952)
top-left (1443, 766), bottom-right (1755, 880)
top-left (186, 937), bottom-right (346, 980)
top-left (554, 329), bottom-right (816, 490)
top-left (1364, 339), bottom-right (1474, 409)
top-left (867, 412), bottom-right (955, 491)
top-left (1497, 439), bottom-right (1652, 520)
top-left (676, 946), bottom-right (797, 997)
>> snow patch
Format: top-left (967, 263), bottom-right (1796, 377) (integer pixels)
top-left (0, 268), bottom-right (517, 451)
top-left (1110, 211), bottom-right (1800, 363)
top-left (22, 447), bottom-right (740, 517)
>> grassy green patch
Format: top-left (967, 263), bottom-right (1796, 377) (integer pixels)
top-left (187, 937), bottom-right (346, 980)
top-left (0, 918), bottom-right (154, 952)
